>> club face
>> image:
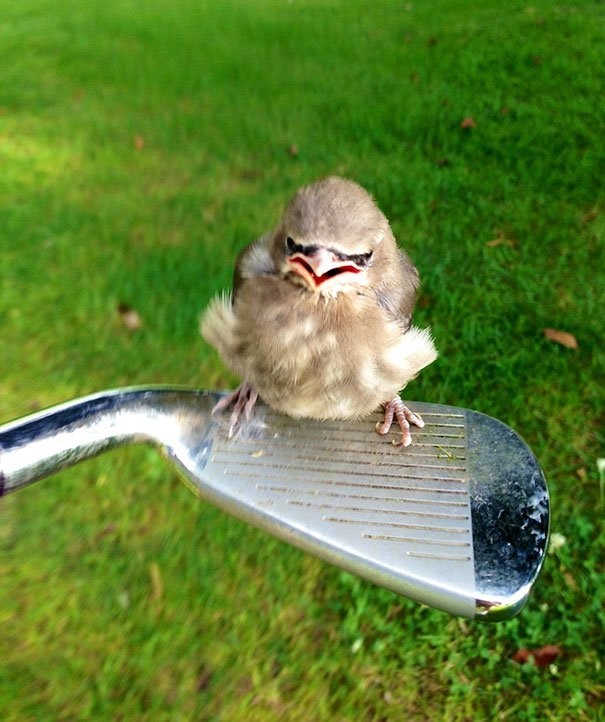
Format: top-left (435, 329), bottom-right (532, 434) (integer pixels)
top-left (166, 395), bottom-right (549, 621)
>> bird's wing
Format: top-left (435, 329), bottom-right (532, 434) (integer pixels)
top-left (232, 232), bottom-right (275, 300)
top-left (374, 250), bottom-right (420, 331)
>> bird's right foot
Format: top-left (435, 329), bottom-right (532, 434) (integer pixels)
top-left (212, 382), bottom-right (258, 438)
top-left (375, 396), bottom-right (424, 447)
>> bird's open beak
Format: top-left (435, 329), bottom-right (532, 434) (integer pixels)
top-left (287, 248), bottom-right (363, 288)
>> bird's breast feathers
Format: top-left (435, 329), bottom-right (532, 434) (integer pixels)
top-left (201, 275), bottom-right (437, 420)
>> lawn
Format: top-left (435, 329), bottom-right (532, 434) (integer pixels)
top-left (0, 0), bottom-right (603, 719)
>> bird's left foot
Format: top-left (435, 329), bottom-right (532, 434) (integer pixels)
top-left (212, 382), bottom-right (259, 438)
top-left (375, 397), bottom-right (425, 447)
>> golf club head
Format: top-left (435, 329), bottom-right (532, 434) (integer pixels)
top-left (0, 388), bottom-right (549, 621)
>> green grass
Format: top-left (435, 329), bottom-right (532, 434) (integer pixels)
top-left (1, 0), bottom-right (603, 719)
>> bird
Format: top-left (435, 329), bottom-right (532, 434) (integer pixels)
top-left (200, 176), bottom-right (437, 446)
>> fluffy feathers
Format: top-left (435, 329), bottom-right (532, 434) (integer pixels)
top-left (201, 176), bottom-right (437, 445)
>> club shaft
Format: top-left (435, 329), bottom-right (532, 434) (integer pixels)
top-left (0, 391), bottom-right (155, 494)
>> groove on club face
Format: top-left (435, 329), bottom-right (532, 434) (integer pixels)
top-left (170, 396), bottom-right (548, 621)
top-left (0, 388), bottom-right (549, 621)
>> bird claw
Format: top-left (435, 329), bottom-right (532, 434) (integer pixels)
top-left (375, 397), bottom-right (424, 447)
top-left (212, 383), bottom-right (258, 438)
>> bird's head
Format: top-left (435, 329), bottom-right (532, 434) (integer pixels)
top-left (271, 176), bottom-right (395, 297)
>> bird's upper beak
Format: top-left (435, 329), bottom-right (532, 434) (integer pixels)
top-left (286, 247), bottom-right (364, 289)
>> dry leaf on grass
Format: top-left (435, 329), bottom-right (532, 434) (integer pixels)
top-left (117, 302), bottom-right (143, 331)
top-left (512, 645), bottom-right (562, 667)
top-left (486, 230), bottom-right (516, 248)
top-left (544, 327), bottom-right (578, 349)
top-left (149, 562), bottom-right (163, 601)
top-left (460, 116), bottom-right (477, 129)
top-left (197, 666), bottom-right (213, 692)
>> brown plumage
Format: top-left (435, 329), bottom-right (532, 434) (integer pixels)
top-left (201, 176), bottom-right (437, 445)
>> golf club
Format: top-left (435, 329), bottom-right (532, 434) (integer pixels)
top-left (0, 387), bottom-right (549, 621)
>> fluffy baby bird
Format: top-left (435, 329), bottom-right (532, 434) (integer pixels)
top-left (201, 176), bottom-right (437, 446)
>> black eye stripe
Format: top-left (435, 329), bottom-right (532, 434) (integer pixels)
top-left (285, 238), bottom-right (373, 267)
top-left (285, 236), bottom-right (303, 254)
top-left (334, 249), bottom-right (373, 266)
top-left (346, 250), bottom-right (374, 267)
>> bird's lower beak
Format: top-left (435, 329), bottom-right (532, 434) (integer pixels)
top-left (287, 248), bottom-right (362, 288)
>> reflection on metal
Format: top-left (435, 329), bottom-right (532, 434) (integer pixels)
top-left (0, 387), bottom-right (549, 621)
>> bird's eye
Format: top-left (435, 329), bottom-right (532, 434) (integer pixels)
top-left (350, 250), bottom-right (374, 267)
top-left (285, 236), bottom-right (298, 254)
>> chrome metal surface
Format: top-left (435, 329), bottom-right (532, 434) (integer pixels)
top-left (0, 387), bottom-right (549, 620)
